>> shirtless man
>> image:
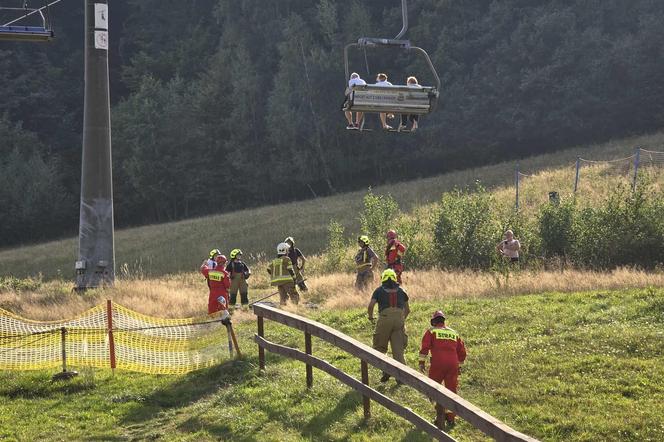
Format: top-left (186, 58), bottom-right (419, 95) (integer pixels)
top-left (496, 230), bottom-right (521, 263)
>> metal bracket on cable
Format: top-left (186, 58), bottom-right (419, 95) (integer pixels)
top-left (357, 37), bottom-right (411, 48)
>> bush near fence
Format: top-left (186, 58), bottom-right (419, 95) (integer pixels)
top-left (351, 180), bottom-right (664, 271)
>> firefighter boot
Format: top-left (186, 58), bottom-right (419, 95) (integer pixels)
top-left (445, 412), bottom-right (456, 429)
top-left (434, 404), bottom-right (445, 430)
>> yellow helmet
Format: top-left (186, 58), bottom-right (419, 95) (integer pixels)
top-left (230, 248), bottom-right (242, 259)
top-left (381, 269), bottom-right (398, 283)
top-left (209, 248), bottom-right (221, 259)
top-left (358, 235), bottom-right (370, 246)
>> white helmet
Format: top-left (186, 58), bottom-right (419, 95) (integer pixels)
top-left (277, 242), bottom-right (290, 255)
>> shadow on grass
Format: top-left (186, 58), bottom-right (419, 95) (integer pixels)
top-left (401, 427), bottom-right (437, 442)
top-left (0, 372), bottom-right (96, 399)
top-left (301, 391), bottom-right (360, 437)
top-left (120, 357), bottom-right (254, 426)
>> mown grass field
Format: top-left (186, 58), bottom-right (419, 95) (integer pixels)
top-left (1, 132), bottom-right (662, 281)
top-left (2, 287), bottom-right (663, 442)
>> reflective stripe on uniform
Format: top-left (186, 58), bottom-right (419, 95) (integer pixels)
top-left (208, 271), bottom-right (224, 282)
top-left (386, 288), bottom-right (398, 307)
top-left (431, 328), bottom-right (458, 341)
top-left (357, 249), bottom-right (372, 270)
top-left (270, 258), bottom-right (293, 285)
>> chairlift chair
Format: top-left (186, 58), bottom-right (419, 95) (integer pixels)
top-left (342, 0), bottom-right (440, 132)
top-left (0, 1), bottom-right (54, 42)
top-left (0, 24), bottom-right (53, 41)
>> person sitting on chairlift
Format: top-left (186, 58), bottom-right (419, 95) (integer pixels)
top-left (344, 72), bottom-right (366, 129)
top-left (374, 73), bottom-right (395, 130)
top-left (399, 76), bottom-right (423, 132)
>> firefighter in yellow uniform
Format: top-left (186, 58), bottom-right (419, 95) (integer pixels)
top-left (367, 268), bottom-right (410, 383)
top-left (355, 235), bottom-right (378, 289)
top-left (226, 248), bottom-right (251, 308)
top-left (267, 242), bottom-right (300, 306)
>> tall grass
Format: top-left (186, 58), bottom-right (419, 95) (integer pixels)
top-left (1, 132), bottom-right (663, 280)
top-left (2, 267), bottom-right (662, 321)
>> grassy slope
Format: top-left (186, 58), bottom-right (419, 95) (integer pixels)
top-left (2, 287), bottom-right (663, 442)
top-left (1, 132), bottom-right (662, 280)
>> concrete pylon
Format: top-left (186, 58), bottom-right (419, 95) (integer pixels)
top-left (75, 0), bottom-right (114, 289)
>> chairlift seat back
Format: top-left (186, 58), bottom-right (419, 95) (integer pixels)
top-left (346, 84), bottom-right (438, 115)
top-left (0, 25), bottom-right (54, 42)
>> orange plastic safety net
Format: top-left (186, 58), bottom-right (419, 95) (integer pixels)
top-left (0, 302), bottom-right (230, 375)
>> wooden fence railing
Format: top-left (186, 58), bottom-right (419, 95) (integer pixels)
top-left (253, 303), bottom-right (539, 442)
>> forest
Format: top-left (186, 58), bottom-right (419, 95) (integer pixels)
top-left (1, 0), bottom-right (663, 247)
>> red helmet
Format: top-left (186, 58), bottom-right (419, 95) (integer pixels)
top-left (430, 310), bottom-right (446, 325)
top-left (386, 229), bottom-right (397, 240)
top-left (214, 254), bottom-right (227, 265)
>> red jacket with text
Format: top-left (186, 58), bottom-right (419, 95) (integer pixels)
top-left (200, 264), bottom-right (231, 314)
top-left (418, 325), bottom-right (466, 368)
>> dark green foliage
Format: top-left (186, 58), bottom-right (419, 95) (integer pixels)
top-left (571, 186), bottom-right (664, 268)
top-left (0, 116), bottom-right (75, 245)
top-left (538, 200), bottom-right (576, 259)
top-left (358, 188), bottom-right (399, 245)
top-left (323, 220), bottom-right (346, 272)
top-left (433, 185), bottom-right (499, 269)
top-left (2, 0), bottom-right (664, 245)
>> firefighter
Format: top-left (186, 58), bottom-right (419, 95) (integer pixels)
top-left (284, 236), bottom-right (308, 291)
top-left (385, 229), bottom-right (406, 284)
top-left (267, 242), bottom-right (300, 306)
top-left (367, 268), bottom-right (409, 384)
top-left (206, 248), bottom-right (222, 269)
top-left (226, 248), bottom-right (251, 308)
top-left (418, 310), bottom-right (467, 430)
top-left (355, 235), bottom-right (378, 290)
top-left (199, 254), bottom-right (231, 323)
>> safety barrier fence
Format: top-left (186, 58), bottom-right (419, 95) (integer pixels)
top-left (514, 147), bottom-right (664, 208)
top-left (253, 303), bottom-right (538, 442)
top-left (0, 300), bottom-right (230, 375)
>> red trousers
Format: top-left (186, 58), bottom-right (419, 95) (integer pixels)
top-left (429, 363), bottom-right (459, 421)
top-left (208, 292), bottom-right (229, 315)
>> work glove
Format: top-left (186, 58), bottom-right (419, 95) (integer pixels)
top-left (243, 271), bottom-right (250, 280)
top-left (418, 362), bottom-right (426, 374)
top-left (221, 317), bottom-right (231, 326)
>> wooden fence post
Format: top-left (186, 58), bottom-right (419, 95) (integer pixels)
top-left (106, 299), bottom-right (116, 372)
top-left (574, 157), bottom-right (580, 193)
top-left (305, 332), bottom-right (313, 388)
top-left (361, 360), bottom-right (370, 418)
top-left (258, 315), bottom-right (265, 370)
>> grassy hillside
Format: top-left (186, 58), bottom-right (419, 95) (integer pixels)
top-left (2, 287), bottom-right (663, 441)
top-left (1, 132), bottom-right (662, 281)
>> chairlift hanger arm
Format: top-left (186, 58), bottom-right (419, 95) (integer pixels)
top-left (395, 0), bottom-right (408, 40)
top-left (343, 42), bottom-right (441, 94)
top-left (2, 0), bottom-right (63, 27)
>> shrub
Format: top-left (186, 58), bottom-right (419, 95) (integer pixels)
top-left (0, 276), bottom-right (42, 292)
top-left (359, 188), bottom-right (400, 246)
top-left (538, 199), bottom-right (576, 259)
top-left (323, 220), bottom-right (347, 272)
top-left (571, 186), bottom-right (664, 268)
top-left (394, 208), bottom-right (438, 269)
top-left (433, 185), bottom-right (500, 269)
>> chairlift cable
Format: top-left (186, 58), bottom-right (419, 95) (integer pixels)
top-left (362, 46), bottom-right (370, 78)
top-left (2, 0), bottom-right (63, 27)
